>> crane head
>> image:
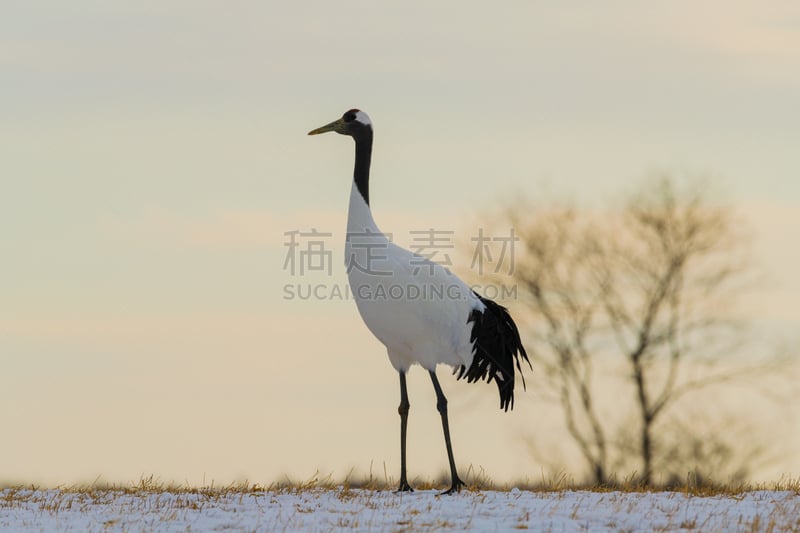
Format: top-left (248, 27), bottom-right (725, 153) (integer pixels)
top-left (308, 109), bottom-right (372, 137)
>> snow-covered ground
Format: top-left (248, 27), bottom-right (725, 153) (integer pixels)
top-left (1, 487), bottom-right (797, 532)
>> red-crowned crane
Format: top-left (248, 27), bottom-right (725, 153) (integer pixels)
top-left (308, 109), bottom-right (530, 494)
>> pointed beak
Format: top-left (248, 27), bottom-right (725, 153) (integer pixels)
top-left (308, 118), bottom-right (345, 136)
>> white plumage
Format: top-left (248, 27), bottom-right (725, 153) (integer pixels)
top-left (346, 181), bottom-right (485, 372)
top-left (309, 109), bottom-right (529, 494)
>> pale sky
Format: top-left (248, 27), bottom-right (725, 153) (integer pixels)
top-left (1, 1), bottom-right (798, 486)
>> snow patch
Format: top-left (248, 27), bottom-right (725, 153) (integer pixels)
top-left (0, 488), bottom-right (797, 532)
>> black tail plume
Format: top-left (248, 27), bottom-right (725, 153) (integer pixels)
top-left (457, 293), bottom-right (531, 411)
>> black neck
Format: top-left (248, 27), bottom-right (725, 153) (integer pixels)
top-left (353, 130), bottom-right (373, 205)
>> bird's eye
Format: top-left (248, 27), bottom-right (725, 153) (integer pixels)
top-left (342, 109), bottom-right (358, 122)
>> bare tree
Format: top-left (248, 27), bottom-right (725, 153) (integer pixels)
top-left (506, 207), bottom-right (612, 483)
top-left (496, 177), bottom-right (775, 485)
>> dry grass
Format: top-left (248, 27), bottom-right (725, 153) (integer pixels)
top-left (3, 470), bottom-right (799, 497)
top-left (262, 468), bottom-right (800, 497)
top-left (0, 467), bottom-right (800, 494)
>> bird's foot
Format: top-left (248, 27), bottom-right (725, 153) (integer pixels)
top-left (395, 480), bottom-right (414, 493)
top-left (439, 477), bottom-right (465, 495)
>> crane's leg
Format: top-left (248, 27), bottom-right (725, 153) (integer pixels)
top-left (396, 371), bottom-right (413, 492)
top-left (429, 369), bottom-right (465, 494)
